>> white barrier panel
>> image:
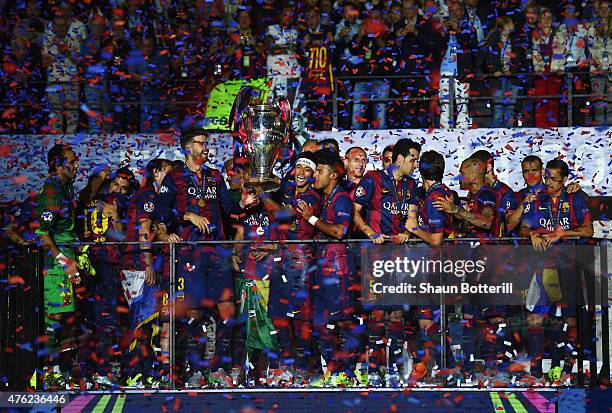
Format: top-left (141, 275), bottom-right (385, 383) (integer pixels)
top-left (0, 127), bottom-right (610, 202)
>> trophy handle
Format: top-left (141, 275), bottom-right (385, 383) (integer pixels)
top-left (229, 86), bottom-right (254, 133)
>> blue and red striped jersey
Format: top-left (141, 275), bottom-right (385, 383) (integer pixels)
top-left (522, 189), bottom-right (591, 235)
top-left (465, 186), bottom-right (497, 238)
top-left (417, 182), bottom-right (456, 237)
top-left (353, 170), bottom-right (418, 235)
top-left (276, 179), bottom-right (322, 241)
top-left (122, 185), bottom-right (157, 270)
top-left (491, 180), bottom-right (518, 237)
top-left (156, 164), bottom-right (240, 241)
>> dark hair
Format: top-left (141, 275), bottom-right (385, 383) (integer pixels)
top-left (145, 158), bottom-right (171, 186)
top-left (319, 138), bottom-right (340, 153)
top-left (419, 150), bottom-right (445, 182)
top-left (105, 166), bottom-right (139, 196)
top-left (470, 149), bottom-right (494, 167)
top-left (382, 145), bottom-right (394, 155)
top-left (392, 138), bottom-right (421, 162)
top-left (522, 155), bottom-right (543, 167)
top-left (297, 150), bottom-right (318, 164)
top-left (180, 126), bottom-right (207, 150)
top-left (546, 159), bottom-right (569, 178)
top-left (47, 143), bottom-right (72, 172)
top-left (315, 149), bottom-right (345, 176)
top-left (171, 159), bottom-right (185, 169)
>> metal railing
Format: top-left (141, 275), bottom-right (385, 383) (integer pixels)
top-left (3, 70), bottom-right (612, 133)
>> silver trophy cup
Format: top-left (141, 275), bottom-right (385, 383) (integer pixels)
top-left (241, 100), bottom-right (291, 193)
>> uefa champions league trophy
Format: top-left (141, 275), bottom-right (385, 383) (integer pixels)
top-left (230, 87), bottom-right (292, 193)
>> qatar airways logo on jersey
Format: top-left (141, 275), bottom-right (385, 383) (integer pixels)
top-left (539, 217), bottom-right (570, 231)
top-left (203, 186), bottom-right (217, 199)
top-left (382, 201), bottom-right (410, 215)
top-left (245, 214), bottom-right (270, 227)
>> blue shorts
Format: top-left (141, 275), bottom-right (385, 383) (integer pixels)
top-left (176, 245), bottom-right (234, 309)
top-left (312, 250), bottom-right (356, 326)
top-left (268, 245), bottom-right (314, 320)
top-left (90, 260), bottom-right (120, 326)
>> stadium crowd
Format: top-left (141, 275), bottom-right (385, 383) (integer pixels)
top-left (2, 0), bottom-right (612, 133)
top-left (1, 128), bottom-right (599, 390)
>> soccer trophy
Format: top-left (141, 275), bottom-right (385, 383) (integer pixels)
top-left (230, 87), bottom-right (292, 193)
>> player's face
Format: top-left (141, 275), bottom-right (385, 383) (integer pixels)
top-left (188, 135), bottom-right (209, 163)
top-left (60, 150), bottom-right (79, 182)
top-left (347, 150), bottom-right (367, 179)
top-left (458, 161), bottom-right (471, 190)
top-left (314, 164), bottom-right (333, 190)
top-left (237, 11), bottom-right (251, 28)
top-left (544, 168), bottom-right (567, 196)
top-left (382, 150), bottom-right (393, 170)
top-left (306, 10), bottom-right (320, 29)
top-left (521, 161), bottom-right (543, 187)
top-left (109, 176), bottom-right (130, 194)
top-left (295, 164), bottom-right (315, 188)
top-left (400, 149), bottom-right (420, 176)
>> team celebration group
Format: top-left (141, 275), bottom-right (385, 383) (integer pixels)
top-left (6, 128), bottom-right (595, 390)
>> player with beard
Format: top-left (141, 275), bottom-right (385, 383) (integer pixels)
top-left (121, 158), bottom-right (174, 388)
top-left (156, 127), bottom-right (257, 388)
top-left (433, 157), bottom-right (497, 383)
top-left (520, 159), bottom-right (593, 386)
top-left (352, 138), bottom-right (420, 386)
top-left (260, 151), bottom-right (321, 385)
top-left (80, 167), bottom-right (137, 387)
top-left (470, 150), bottom-right (519, 237)
top-left (468, 150), bottom-right (518, 380)
top-left (406, 150), bottom-right (458, 384)
top-left (295, 149), bottom-right (358, 387)
top-left (35, 144), bottom-right (81, 389)
top-left (506, 155), bottom-right (583, 233)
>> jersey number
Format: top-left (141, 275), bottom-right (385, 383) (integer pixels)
top-left (308, 47), bottom-right (328, 70)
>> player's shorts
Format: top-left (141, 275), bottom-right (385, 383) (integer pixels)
top-left (91, 259), bottom-right (120, 326)
top-left (312, 248), bottom-right (356, 326)
top-left (526, 266), bottom-right (578, 318)
top-left (43, 247), bottom-right (76, 315)
top-left (175, 245), bottom-right (234, 310)
top-left (268, 245), bottom-right (314, 320)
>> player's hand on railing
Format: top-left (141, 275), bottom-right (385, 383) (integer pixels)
top-left (167, 233), bottom-right (182, 243)
top-left (542, 229), bottom-right (563, 245)
top-left (368, 232), bottom-right (388, 244)
top-left (392, 233), bottom-right (411, 244)
top-left (530, 232), bottom-right (548, 252)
